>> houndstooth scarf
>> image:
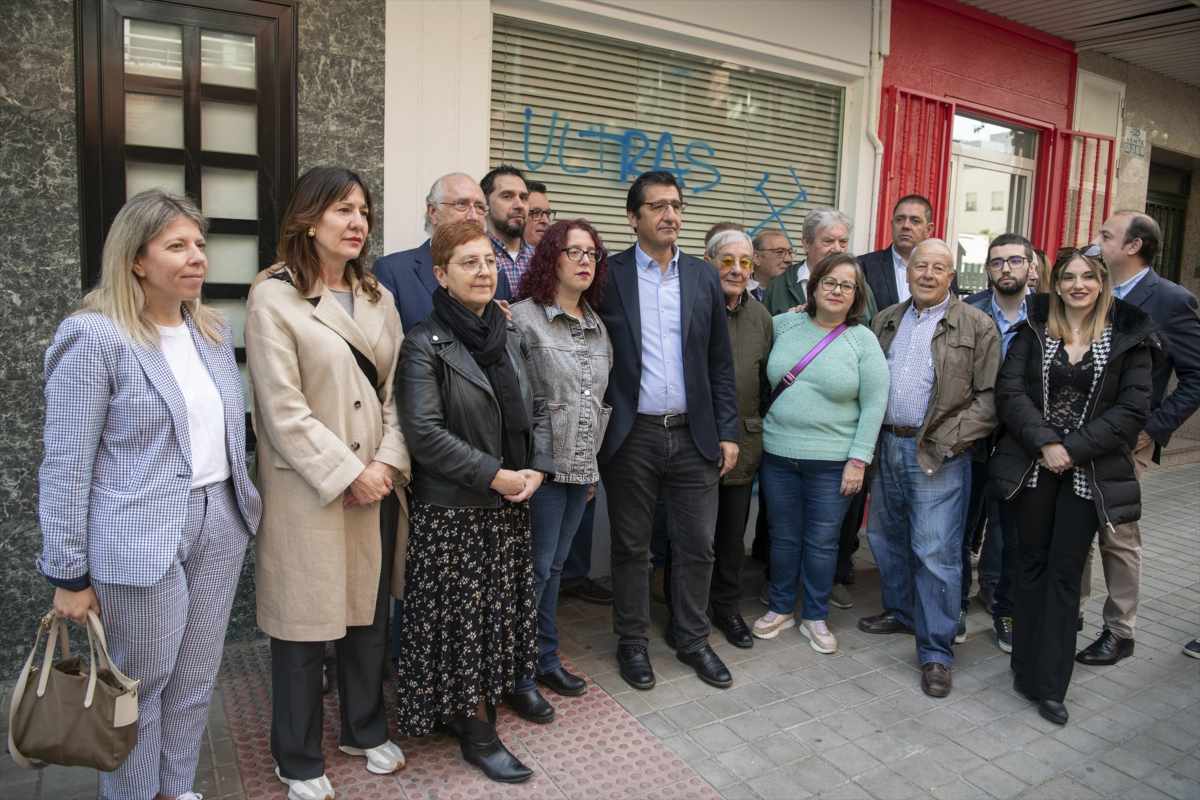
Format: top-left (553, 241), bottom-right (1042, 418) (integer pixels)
top-left (1026, 323), bottom-right (1113, 499)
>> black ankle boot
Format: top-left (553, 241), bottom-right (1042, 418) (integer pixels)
top-left (446, 716), bottom-right (533, 783)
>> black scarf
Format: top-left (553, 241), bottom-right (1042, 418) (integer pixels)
top-left (432, 288), bottom-right (530, 469)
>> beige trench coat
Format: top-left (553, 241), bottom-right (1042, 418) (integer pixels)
top-left (246, 266), bottom-right (411, 641)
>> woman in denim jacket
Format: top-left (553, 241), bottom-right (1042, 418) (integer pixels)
top-left (508, 219), bottom-right (613, 720)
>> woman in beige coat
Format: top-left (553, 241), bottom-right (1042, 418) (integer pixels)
top-left (246, 166), bottom-right (409, 800)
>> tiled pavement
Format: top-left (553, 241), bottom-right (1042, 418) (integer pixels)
top-left (4, 464), bottom-right (1198, 799)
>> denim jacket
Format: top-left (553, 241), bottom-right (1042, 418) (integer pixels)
top-left (511, 298), bottom-right (613, 484)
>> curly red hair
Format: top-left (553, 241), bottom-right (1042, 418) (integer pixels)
top-left (517, 219), bottom-right (609, 308)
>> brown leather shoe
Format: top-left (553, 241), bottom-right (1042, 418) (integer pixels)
top-left (921, 662), bottom-right (952, 698)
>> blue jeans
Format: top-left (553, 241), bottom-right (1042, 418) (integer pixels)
top-left (866, 432), bottom-right (970, 666)
top-left (515, 481), bottom-right (590, 691)
top-left (760, 453), bottom-right (852, 621)
top-left (561, 496), bottom-right (596, 581)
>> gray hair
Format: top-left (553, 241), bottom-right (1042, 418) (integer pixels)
top-left (802, 208), bottom-right (853, 245)
top-left (423, 171), bottom-right (475, 234)
top-left (705, 229), bottom-right (754, 262)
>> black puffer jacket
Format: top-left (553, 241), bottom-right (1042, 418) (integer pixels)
top-left (989, 294), bottom-right (1157, 528)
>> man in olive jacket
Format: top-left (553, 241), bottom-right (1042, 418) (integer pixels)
top-left (858, 238), bottom-right (1001, 699)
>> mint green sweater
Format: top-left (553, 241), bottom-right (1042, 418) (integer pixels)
top-left (763, 313), bottom-right (890, 463)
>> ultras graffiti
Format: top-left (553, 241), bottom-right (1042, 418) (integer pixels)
top-left (520, 106), bottom-right (810, 243)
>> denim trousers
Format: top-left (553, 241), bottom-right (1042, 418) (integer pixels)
top-left (515, 481), bottom-right (591, 691)
top-left (760, 452), bottom-right (852, 621)
top-left (866, 432), bottom-right (970, 666)
top-left (561, 496), bottom-right (596, 581)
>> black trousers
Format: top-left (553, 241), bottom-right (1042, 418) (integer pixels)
top-left (708, 483), bottom-right (754, 617)
top-left (602, 417), bottom-right (720, 652)
top-left (1010, 470), bottom-right (1098, 703)
top-left (270, 494), bottom-right (397, 780)
top-left (959, 459), bottom-right (991, 610)
top-left (834, 489), bottom-right (867, 584)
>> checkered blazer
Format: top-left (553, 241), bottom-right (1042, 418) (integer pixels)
top-left (37, 310), bottom-right (262, 588)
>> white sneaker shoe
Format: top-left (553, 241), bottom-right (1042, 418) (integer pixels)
top-left (339, 739), bottom-right (406, 774)
top-left (800, 619), bottom-right (838, 654)
top-left (276, 767), bottom-right (335, 800)
top-left (176, 793), bottom-right (203, 800)
top-left (752, 611), bottom-right (795, 639)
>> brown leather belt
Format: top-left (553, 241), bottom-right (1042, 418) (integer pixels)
top-left (882, 424), bottom-right (919, 438)
top-left (637, 413), bottom-right (689, 429)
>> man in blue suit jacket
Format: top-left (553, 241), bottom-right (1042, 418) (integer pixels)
top-left (1077, 211), bottom-right (1200, 668)
top-left (373, 172), bottom-right (511, 331)
top-left (596, 171), bottom-right (740, 692)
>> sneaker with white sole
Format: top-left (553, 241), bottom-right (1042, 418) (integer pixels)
top-left (752, 611), bottom-right (795, 639)
top-left (176, 793), bottom-right (203, 800)
top-left (276, 767), bottom-right (335, 800)
top-left (800, 619), bottom-right (838, 654)
top-left (339, 740), bottom-right (406, 774)
top-left (829, 584), bottom-right (854, 610)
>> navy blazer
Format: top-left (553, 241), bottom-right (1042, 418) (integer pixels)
top-left (374, 239), bottom-right (512, 332)
top-left (859, 247), bottom-right (900, 310)
top-left (595, 246), bottom-right (739, 463)
top-left (1120, 268), bottom-right (1200, 451)
top-left (38, 310), bottom-right (261, 589)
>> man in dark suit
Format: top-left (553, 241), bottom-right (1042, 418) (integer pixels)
top-left (373, 172), bottom-right (511, 331)
top-left (1076, 211), bottom-right (1200, 666)
top-left (597, 170), bottom-right (740, 691)
top-left (859, 194), bottom-right (936, 310)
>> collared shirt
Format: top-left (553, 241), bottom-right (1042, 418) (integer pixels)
top-left (635, 243), bottom-right (687, 415)
top-left (989, 292), bottom-right (1028, 358)
top-left (793, 260), bottom-right (811, 301)
top-left (489, 234), bottom-right (534, 294)
top-left (748, 277), bottom-right (765, 302)
top-left (884, 292), bottom-right (951, 427)
top-left (891, 247), bottom-right (912, 303)
top-left (1113, 266), bottom-right (1151, 300)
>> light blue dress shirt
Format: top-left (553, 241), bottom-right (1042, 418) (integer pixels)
top-left (635, 243), bottom-right (687, 415)
top-left (989, 292), bottom-right (1027, 358)
top-left (1113, 266), bottom-right (1151, 300)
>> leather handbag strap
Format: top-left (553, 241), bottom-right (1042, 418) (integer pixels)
top-left (767, 323), bottom-right (848, 408)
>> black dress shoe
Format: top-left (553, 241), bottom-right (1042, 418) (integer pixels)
top-left (921, 662), bottom-right (952, 698)
top-left (503, 687), bottom-right (555, 724)
top-left (560, 577), bottom-right (613, 605)
top-left (677, 644), bottom-right (733, 689)
top-left (537, 666), bottom-right (587, 697)
top-left (617, 644), bottom-right (656, 690)
top-left (713, 614), bottom-right (754, 649)
top-left (1075, 629), bottom-right (1135, 666)
top-left (445, 717), bottom-right (533, 783)
top-left (1038, 699), bottom-right (1069, 725)
top-left (857, 611), bottom-right (915, 635)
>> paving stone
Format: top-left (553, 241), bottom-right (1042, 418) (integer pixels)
top-left (854, 730), bottom-right (925, 764)
top-left (1143, 768), bottom-right (1199, 800)
top-left (991, 749), bottom-right (1057, 786)
top-left (755, 730), bottom-right (811, 766)
top-left (691, 721), bottom-right (748, 754)
top-left (819, 742), bottom-right (883, 779)
top-left (1067, 759), bottom-right (1142, 795)
top-left (660, 700), bottom-right (718, 730)
top-left (788, 720), bottom-right (851, 752)
top-left (1020, 775), bottom-right (1103, 799)
top-left (962, 762), bottom-right (1027, 799)
top-left (852, 765), bottom-right (923, 800)
top-left (759, 698), bottom-right (815, 729)
top-left (717, 743), bottom-right (777, 781)
top-left (699, 692), bottom-right (753, 721)
top-left (725, 710), bottom-right (783, 742)
top-left (787, 754), bottom-right (850, 795)
top-left (747, 769), bottom-right (815, 800)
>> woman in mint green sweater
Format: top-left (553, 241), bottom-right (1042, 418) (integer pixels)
top-left (752, 253), bottom-right (889, 654)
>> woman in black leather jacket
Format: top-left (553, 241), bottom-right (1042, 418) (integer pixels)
top-left (393, 220), bottom-right (554, 784)
top-left (990, 247), bottom-right (1154, 727)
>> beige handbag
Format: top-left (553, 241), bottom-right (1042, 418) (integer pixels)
top-left (7, 610), bottom-right (140, 771)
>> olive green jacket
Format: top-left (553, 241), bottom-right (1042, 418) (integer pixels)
top-left (723, 292), bottom-right (774, 486)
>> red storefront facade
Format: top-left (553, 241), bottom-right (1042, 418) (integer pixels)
top-left (876, 0), bottom-right (1115, 277)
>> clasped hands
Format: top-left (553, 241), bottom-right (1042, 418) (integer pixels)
top-left (490, 468), bottom-right (544, 503)
top-left (344, 460), bottom-right (402, 507)
top-left (1038, 443), bottom-right (1073, 474)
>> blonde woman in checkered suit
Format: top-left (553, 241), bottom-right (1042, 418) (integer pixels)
top-left (38, 190), bottom-right (262, 800)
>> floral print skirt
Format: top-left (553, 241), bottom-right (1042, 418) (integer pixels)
top-left (394, 500), bottom-right (536, 737)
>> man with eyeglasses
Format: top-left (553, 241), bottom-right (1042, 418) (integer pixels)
top-left (959, 233), bottom-right (1035, 654)
top-left (596, 170), bottom-right (740, 692)
top-left (749, 229), bottom-right (795, 302)
top-left (859, 238), bottom-right (1000, 699)
top-left (1075, 211), bottom-right (1200, 667)
top-left (374, 172), bottom-right (511, 331)
top-left (761, 209), bottom-right (852, 316)
top-left (481, 164), bottom-right (534, 295)
top-left (859, 195), bottom-right (937, 309)
top-left (523, 181), bottom-right (555, 249)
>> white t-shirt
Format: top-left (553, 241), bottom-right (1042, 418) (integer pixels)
top-left (158, 324), bottom-right (231, 488)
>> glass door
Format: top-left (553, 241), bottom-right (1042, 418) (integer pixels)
top-left (947, 114), bottom-right (1038, 293)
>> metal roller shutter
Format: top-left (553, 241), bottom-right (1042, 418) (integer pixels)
top-left (490, 16), bottom-right (845, 256)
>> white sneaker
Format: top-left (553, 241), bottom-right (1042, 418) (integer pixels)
top-left (276, 767), bottom-right (335, 800)
top-left (752, 611), bottom-right (795, 639)
top-left (176, 793), bottom-right (203, 800)
top-left (800, 619), bottom-right (838, 654)
top-left (339, 739), bottom-right (406, 774)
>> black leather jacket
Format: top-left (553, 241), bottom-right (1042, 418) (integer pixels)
top-left (397, 316), bottom-right (555, 509)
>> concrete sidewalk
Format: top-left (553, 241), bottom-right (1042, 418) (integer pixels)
top-left (3, 463), bottom-right (1198, 799)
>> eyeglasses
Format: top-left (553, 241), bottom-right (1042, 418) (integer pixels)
top-left (985, 255), bottom-right (1030, 272)
top-left (562, 246), bottom-right (602, 263)
top-left (818, 277), bottom-right (857, 294)
top-left (756, 247), bottom-right (800, 259)
top-left (528, 209), bottom-right (557, 222)
top-left (643, 200), bottom-right (686, 215)
top-left (911, 262), bottom-right (952, 276)
top-left (717, 255), bottom-right (754, 272)
top-left (440, 200), bottom-right (488, 215)
top-left (448, 256), bottom-right (497, 274)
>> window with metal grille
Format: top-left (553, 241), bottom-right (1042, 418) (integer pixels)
top-left (489, 16), bottom-right (844, 257)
